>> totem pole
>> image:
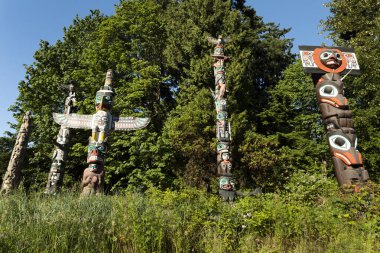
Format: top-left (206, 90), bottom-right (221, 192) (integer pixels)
top-left (1, 111), bottom-right (32, 195)
top-left (53, 70), bottom-right (150, 196)
top-left (45, 84), bottom-right (76, 195)
top-left (299, 45), bottom-right (369, 191)
top-left (208, 36), bottom-right (234, 201)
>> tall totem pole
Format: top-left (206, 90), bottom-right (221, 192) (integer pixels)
top-left (1, 111), bottom-right (32, 195)
top-left (208, 36), bottom-right (234, 201)
top-left (299, 46), bottom-right (369, 191)
top-left (53, 70), bottom-right (150, 195)
top-left (45, 84), bottom-right (76, 195)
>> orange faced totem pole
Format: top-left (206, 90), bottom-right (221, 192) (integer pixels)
top-left (299, 45), bottom-right (369, 191)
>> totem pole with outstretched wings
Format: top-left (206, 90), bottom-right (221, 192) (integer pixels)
top-left (52, 69), bottom-right (150, 195)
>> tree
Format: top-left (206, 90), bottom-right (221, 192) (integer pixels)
top-left (239, 61), bottom-right (329, 190)
top-left (10, 0), bottom-right (294, 192)
top-left (161, 0), bottom-right (294, 187)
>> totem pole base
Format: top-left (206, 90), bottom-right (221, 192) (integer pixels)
top-left (333, 158), bottom-right (369, 192)
top-left (81, 168), bottom-right (104, 196)
top-left (44, 170), bottom-right (64, 195)
top-left (219, 189), bottom-right (235, 202)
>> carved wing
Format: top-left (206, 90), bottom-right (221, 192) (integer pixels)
top-left (53, 113), bottom-right (93, 129)
top-left (207, 36), bottom-right (219, 45)
top-left (112, 116), bottom-right (150, 131)
top-left (222, 37), bottom-right (231, 44)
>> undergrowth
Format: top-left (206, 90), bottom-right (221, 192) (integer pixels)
top-left (1, 176), bottom-right (380, 252)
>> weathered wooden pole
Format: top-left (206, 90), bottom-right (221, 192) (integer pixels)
top-left (44, 84), bottom-right (76, 195)
top-left (1, 111), bottom-right (32, 195)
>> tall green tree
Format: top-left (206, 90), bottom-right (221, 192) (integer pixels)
top-left (12, 1), bottom-right (175, 191)
top-left (323, 0), bottom-right (380, 181)
top-left (10, 0), bottom-right (294, 192)
top-left (239, 61), bottom-right (329, 190)
top-left (161, 0), bottom-right (293, 187)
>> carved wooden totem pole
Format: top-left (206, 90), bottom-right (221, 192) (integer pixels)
top-left (53, 70), bottom-right (150, 196)
top-left (299, 46), bottom-right (369, 191)
top-left (209, 36), bottom-right (234, 201)
top-left (1, 111), bottom-right (32, 195)
top-left (45, 84), bottom-right (76, 195)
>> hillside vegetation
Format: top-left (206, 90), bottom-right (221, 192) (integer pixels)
top-left (1, 0), bottom-right (380, 251)
top-left (1, 176), bottom-right (380, 252)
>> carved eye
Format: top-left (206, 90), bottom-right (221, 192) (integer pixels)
top-left (217, 143), bottom-right (227, 151)
top-left (319, 84), bottom-right (338, 97)
top-left (217, 112), bottom-right (227, 120)
top-left (329, 135), bottom-right (351, 151)
top-left (222, 152), bottom-right (229, 160)
top-left (320, 51), bottom-right (332, 60)
top-left (219, 177), bottom-right (228, 185)
top-left (98, 146), bottom-right (106, 152)
top-left (335, 52), bottom-right (342, 60)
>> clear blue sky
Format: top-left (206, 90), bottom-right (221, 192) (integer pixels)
top-left (0, 0), bottom-right (332, 137)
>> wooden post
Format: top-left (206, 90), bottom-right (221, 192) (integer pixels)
top-left (1, 111), bottom-right (32, 195)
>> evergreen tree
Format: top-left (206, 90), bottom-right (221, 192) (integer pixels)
top-left (161, 0), bottom-right (293, 187)
top-left (240, 61), bottom-right (329, 190)
top-left (9, 0), bottom-right (293, 191)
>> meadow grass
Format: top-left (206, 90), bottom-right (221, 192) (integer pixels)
top-left (0, 184), bottom-right (379, 252)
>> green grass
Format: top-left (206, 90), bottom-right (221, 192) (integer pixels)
top-left (0, 181), bottom-right (380, 252)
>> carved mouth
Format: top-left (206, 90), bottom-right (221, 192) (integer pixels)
top-left (326, 59), bottom-right (337, 65)
top-left (88, 156), bottom-right (103, 162)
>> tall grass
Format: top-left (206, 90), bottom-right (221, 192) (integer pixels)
top-left (0, 181), bottom-right (380, 252)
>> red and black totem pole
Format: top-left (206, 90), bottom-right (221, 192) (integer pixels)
top-left (208, 35), bottom-right (235, 201)
top-left (299, 45), bottom-right (369, 191)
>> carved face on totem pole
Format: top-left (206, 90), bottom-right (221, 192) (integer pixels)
top-left (319, 49), bottom-right (342, 69)
top-left (327, 131), bottom-right (363, 166)
top-left (51, 160), bottom-right (62, 172)
top-left (312, 48), bottom-right (347, 73)
top-left (219, 176), bottom-right (235, 191)
top-left (299, 46), bottom-right (360, 76)
top-left (96, 89), bottom-right (113, 111)
top-left (87, 142), bottom-right (107, 164)
top-left (95, 69), bottom-right (114, 111)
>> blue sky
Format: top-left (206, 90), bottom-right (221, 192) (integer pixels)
top-left (0, 0), bottom-right (331, 137)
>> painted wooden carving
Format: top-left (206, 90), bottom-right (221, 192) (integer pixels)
top-left (45, 84), bottom-right (76, 195)
top-left (209, 36), bottom-right (235, 201)
top-left (52, 70), bottom-right (150, 195)
top-left (299, 45), bottom-right (369, 191)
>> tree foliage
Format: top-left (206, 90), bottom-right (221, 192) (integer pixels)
top-left (238, 61), bottom-right (329, 190)
top-left (6, 0), bottom-right (297, 192)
